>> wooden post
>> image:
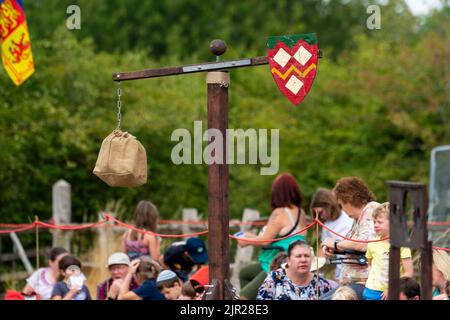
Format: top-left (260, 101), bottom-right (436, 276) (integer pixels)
top-left (421, 241), bottom-right (433, 300)
top-left (111, 38), bottom-right (319, 299)
top-left (98, 212), bottom-right (109, 270)
top-left (388, 246), bottom-right (401, 299)
top-left (206, 69), bottom-right (234, 300)
top-left (410, 186), bottom-right (433, 300)
top-left (230, 208), bottom-right (260, 290)
top-left (386, 181), bottom-right (431, 300)
top-left (9, 233), bottom-right (34, 275)
top-left (52, 179), bottom-right (72, 249)
top-left (12, 244), bottom-right (17, 288)
top-left (0, 236), bottom-right (2, 280)
top-left (182, 208), bottom-right (199, 235)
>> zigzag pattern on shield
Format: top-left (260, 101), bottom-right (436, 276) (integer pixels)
top-left (267, 33), bottom-right (318, 106)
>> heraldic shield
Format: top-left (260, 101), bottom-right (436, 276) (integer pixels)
top-left (267, 33), bottom-right (318, 106)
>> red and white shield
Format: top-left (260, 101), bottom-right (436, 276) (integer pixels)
top-left (267, 34), bottom-right (318, 106)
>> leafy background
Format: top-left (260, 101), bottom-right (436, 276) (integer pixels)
top-left (0, 0), bottom-right (449, 287)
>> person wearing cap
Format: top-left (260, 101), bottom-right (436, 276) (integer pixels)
top-left (160, 237), bottom-right (208, 282)
top-left (189, 266), bottom-right (209, 300)
top-left (97, 252), bottom-right (139, 300)
top-left (156, 270), bottom-right (182, 300)
top-left (256, 240), bottom-right (333, 300)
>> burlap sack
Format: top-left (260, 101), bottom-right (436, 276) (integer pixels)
top-left (93, 130), bottom-right (147, 187)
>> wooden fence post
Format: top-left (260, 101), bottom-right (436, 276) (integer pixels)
top-left (9, 232), bottom-right (34, 275)
top-left (98, 212), bottom-right (115, 271)
top-left (182, 208), bottom-right (199, 235)
top-left (52, 179), bottom-right (72, 249)
top-left (386, 181), bottom-right (431, 300)
top-left (230, 208), bottom-right (260, 291)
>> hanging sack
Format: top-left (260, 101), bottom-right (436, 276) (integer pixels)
top-left (93, 129), bottom-right (147, 187)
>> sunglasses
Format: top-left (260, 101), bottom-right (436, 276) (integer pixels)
top-left (191, 282), bottom-right (205, 294)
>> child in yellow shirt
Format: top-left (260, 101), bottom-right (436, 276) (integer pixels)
top-left (363, 202), bottom-right (413, 300)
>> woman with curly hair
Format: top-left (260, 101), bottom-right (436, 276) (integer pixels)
top-left (319, 176), bottom-right (379, 300)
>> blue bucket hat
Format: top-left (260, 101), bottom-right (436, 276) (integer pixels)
top-left (185, 237), bottom-right (208, 264)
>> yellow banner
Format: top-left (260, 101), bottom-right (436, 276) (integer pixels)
top-left (0, 0), bottom-right (34, 86)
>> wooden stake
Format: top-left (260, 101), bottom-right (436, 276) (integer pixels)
top-left (35, 216), bottom-right (40, 298)
top-left (205, 70), bottom-right (233, 300)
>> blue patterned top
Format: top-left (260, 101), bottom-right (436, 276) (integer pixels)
top-left (256, 268), bottom-right (333, 300)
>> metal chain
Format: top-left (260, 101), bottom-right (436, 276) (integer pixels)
top-left (116, 81), bottom-right (122, 130)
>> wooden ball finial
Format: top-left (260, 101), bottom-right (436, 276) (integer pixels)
top-left (210, 39), bottom-right (227, 56)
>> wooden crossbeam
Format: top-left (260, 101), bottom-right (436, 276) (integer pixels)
top-left (111, 39), bottom-right (323, 300)
top-left (113, 49), bottom-right (323, 81)
top-left (113, 56), bottom-right (269, 81)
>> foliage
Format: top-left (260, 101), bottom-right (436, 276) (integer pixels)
top-left (0, 1), bottom-right (448, 230)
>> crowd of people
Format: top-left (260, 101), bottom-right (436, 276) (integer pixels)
top-left (2, 174), bottom-right (450, 301)
top-left (236, 174), bottom-right (450, 300)
top-left (3, 199), bottom-right (210, 301)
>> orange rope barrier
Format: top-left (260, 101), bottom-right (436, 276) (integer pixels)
top-left (428, 221), bottom-right (450, 226)
top-left (315, 218), bottom-right (390, 243)
top-left (432, 246), bottom-right (450, 252)
top-left (0, 224), bottom-right (36, 234)
top-left (0, 216), bottom-right (449, 252)
top-left (1, 217), bottom-right (448, 228)
top-left (36, 219), bottom-right (108, 230)
top-left (0, 223), bottom-right (32, 228)
top-left (0, 218), bottom-right (267, 228)
top-left (105, 214), bottom-right (209, 238)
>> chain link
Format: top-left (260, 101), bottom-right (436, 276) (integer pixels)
top-left (116, 81), bottom-right (122, 129)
